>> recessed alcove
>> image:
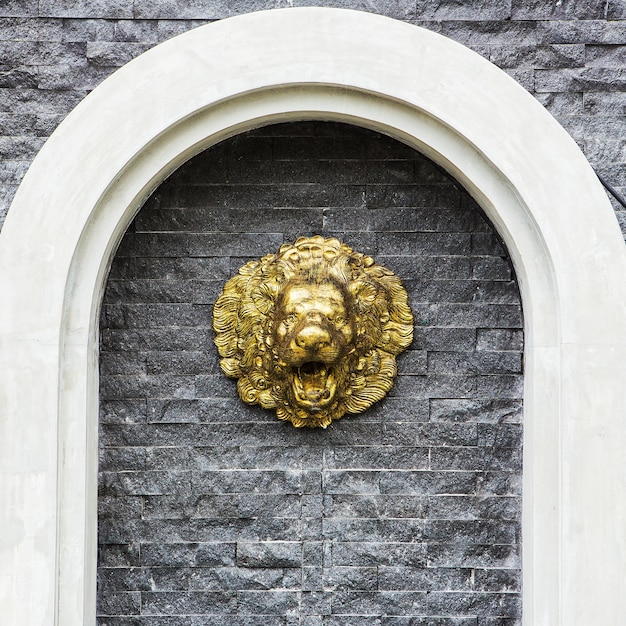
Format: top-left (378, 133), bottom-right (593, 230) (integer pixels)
top-left (97, 121), bottom-right (524, 623)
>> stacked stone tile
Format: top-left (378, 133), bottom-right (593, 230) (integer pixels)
top-left (3, 1), bottom-right (623, 624)
top-left (99, 122), bottom-right (524, 624)
top-left (1, 1), bottom-right (626, 237)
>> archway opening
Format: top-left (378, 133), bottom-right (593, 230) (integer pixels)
top-left (97, 121), bottom-right (524, 622)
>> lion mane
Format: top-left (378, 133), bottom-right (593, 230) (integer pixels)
top-left (212, 236), bottom-right (413, 428)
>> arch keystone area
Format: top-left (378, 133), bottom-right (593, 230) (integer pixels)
top-left (0, 8), bottom-right (625, 625)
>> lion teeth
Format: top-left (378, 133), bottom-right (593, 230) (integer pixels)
top-left (294, 362), bottom-right (331, 399)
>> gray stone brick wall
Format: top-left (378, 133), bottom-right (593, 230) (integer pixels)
top-left (1, 1), bottom-right (626, 238)
top-left (99, 122), bottom-right (524, 624)
top-left (3, 1), bottom-right (622, 623)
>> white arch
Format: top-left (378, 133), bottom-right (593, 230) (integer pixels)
top-left (0, 8), bottom-right (625, 625)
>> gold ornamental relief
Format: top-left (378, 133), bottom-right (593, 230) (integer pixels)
top-left (212, 236), bottom-right (414, 428)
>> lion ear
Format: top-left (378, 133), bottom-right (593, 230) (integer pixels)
top-left (352, 281), bottom-right (378, 312)
top-left (251, 282), bottom-right (278, 314)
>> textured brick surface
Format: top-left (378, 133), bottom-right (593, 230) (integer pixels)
top-left (98, 122), bottom-right (524, 624)
top-left (0, 0), bottom-right (621, 623)
top-left (0, 2), bottom-right (625, 234)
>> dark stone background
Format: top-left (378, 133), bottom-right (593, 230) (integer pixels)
top-left (2, 0), bottom-right (626, 241)
top-left (98, 122), bottom-right (524, 625)
top-left (2, 2), bottom-right (624, 624)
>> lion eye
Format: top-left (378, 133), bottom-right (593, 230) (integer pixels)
top-left (284, 313), bottom-right (298, 326)
top-left (334, 315), bottom-right (346, 326)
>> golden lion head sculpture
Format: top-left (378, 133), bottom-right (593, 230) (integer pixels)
top-left (212, 236), bottom-right (413, 428)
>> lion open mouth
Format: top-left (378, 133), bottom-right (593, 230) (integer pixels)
top-left (291, 361), bottom-right (337, 409)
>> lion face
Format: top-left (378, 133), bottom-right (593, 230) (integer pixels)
top-left (273, 282), bottom-right (355, 412)
top-left (213, 236), bottom-right (413, 428)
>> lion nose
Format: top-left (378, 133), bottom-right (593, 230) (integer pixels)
top-left (295, 325), bottom-right (331, 351)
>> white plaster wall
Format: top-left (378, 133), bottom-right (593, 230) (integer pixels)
top-left (0, 9), bottom-right (625, 625)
